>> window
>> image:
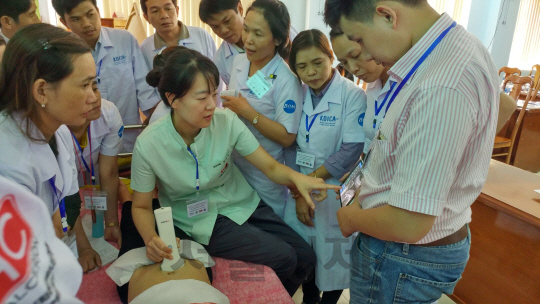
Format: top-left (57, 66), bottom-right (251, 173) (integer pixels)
top-left (428, 0), bottom-right (473, 28)
top-left (508, 0), bottom-right (540, 70)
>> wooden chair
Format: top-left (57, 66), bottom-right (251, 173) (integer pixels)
top-left (498, 67), bottom-right (521, 78)
top-left (493, 75), bottom-right (537, 164)
top-left (528, 64), bottom-right (539, 87)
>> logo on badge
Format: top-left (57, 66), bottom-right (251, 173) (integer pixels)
top-left (283, 100), bottom-right (296, 114)
top-left (358, 113), bottom-right (365, 126)
top-left (118, 126), bottom-right (124, 138)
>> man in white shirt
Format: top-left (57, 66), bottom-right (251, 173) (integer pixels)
top-left (52, 0), bottom-right (160, 153)
top-left (139, 0), bottom-right (217, 70)
top-left (0, 0), bottom-right (41, 43)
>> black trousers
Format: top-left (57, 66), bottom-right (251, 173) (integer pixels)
top-left (117, 200), bottom-right (316, 303)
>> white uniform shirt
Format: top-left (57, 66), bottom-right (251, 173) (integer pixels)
top-left (140, 23), bottom-right (217, 70)
top-left (213, 28), bottom-right (297, 87)
top-left (58, 99), bottom-right (124, 186)
top-left (0, 112), bottom-right (79, 216)
top-left (228, 53), bottom-right (303, 218)
top-left (1, 176), bottom-right (83, 304)
top-left (284, 72), bottom-right (366, 291)
top-left (91, 27), bottom-right (160, 153)
top-left (214, 41), bottom-right (245, 86)
top-left (363, 78), bottom-right (393, 154)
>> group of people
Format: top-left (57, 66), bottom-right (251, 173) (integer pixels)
top-left (0, 0), bottom-right (502, 304)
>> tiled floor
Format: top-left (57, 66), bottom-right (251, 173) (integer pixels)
top-left (292, 288), bottom-right (456, 304)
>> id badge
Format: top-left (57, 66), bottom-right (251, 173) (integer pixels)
top-left (296, 151), bottom-right (316, 168)
top-left (186, 195), bottom-right (209, 218)
top-left (80, 188), bottom-right (107, 211)
top-left (246, 70), bottom-right (272, 99)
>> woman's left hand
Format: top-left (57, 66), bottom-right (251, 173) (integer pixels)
top-left (221, 93), bottom-right (256, 119)
top-left (292, 174), bottom-right (341, 210)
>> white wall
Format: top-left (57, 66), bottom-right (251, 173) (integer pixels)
top-left (466, 0), bottom-right (521, 70)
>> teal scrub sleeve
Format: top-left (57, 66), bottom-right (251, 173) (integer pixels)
top-left (130, 142), bottom-right (157, 193)
top-left (229, 110), bottom-right (261, 156)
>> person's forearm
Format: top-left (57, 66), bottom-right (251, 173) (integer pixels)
top-left (74, 216), bottom-right (92, 251)
top-left (242, 108), bottom-right (296, 147)
top-left (132, 205), bottom-right (158, 244)
top-left (309, 165), bottom-right (332, 180)
top-left (339, 204), bottom-right (435, 243)
top-left (262, 160), bottom-right (303, 187)
top-left (100, 169), bottom-right (119, 225)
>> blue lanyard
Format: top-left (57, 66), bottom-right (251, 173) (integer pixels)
top-left (373, 82), bottom-right (397, 129)
top-left (187, 147), bottom-right (200, 191)
top-left (373, 21), bottom-right (457, 129)
top-left (96, 60), bottom-right (103, 84)
top-left (48, 178), bottom-right (67, 233)
top-left (305, 114), bottom-right (319, 142)
top-left (71, 125), bottom-right (96, 186)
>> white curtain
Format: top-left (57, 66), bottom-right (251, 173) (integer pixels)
top-left (99, 0), bottom-right (255, 46)
top-left (428, 0), bottom-right (472, 28)
top-left (508, 0), bottom-right (540, 70)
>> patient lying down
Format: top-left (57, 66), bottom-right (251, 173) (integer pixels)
top-left (107, 241), bottom-right (229, 304)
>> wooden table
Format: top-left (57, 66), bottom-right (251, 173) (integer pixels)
top-left (449, 160), bottom-right (540, 304)
top-left (495, 105), bottom-right (540, 172)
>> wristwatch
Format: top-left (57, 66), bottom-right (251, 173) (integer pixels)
top-left (106, 222), bottom-right (119, 227)
top-left (252, 112), bottom-right (261, 125)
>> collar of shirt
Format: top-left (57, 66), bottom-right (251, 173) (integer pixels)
top-left (154, 21), bottom-right (190, 50)
top-left (0, 30), bottom-right (9, 43)
top-left (388, 13), bottom-right (454, 83)
top-left (309, 68), bottom-right (338, 99)
top-left (235, 53), bottom-right (282, 91)
top-left (92, 27), bottom-right (113, 62)
top-left (166, 113), bottom-right (208, 161)
top-left (9, 112), bottom-right (65, 187)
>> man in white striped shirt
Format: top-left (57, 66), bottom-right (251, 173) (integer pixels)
top-left (324, 0), bottom-right (499, 303)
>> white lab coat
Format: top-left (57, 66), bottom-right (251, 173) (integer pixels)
top-left (283, 73), bottom-right (367, 291)
top-left (57, 99), bottom-right (124, 186)
top-left (1, 176), bottom-right (83, 304)
top-left (228, 53), bottom-right (303, 218)
top-left (0, 112), bottom-right (79, 216)
top-left (92, 27), bottom-right (160, 153)
top-left (140, 25), bottom-right (217, 70)
top-left (214, 41), bottom-right (244, 86)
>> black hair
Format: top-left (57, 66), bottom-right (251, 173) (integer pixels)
top-left (0, 36), bottom-right (5, 46)
top-left (324, 0), bottom-right (426, 28)
top-left (289, 29), bottom-right (333, 81)
top-left (52, 0), bottom-right (98, 19)
top-left (329, 28), bottom-right (344, 40)
top-left (199, 0), bottom-right (240, 23)
top-left (0, 23), bottom-right (92, 141)
top-left (146, 48), bottom-right (219, 108)
top-left (246, 0), bottom-right (291, 60)
top-left (0, 0), bottom-right (32, 27)
top-left (140, 0), bottom-right (178, 16)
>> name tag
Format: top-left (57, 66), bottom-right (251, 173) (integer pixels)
top-left (246, 70), bottom-right (272, 99)
top-left (80, 188), bottom-right (107, 211)
top-left (296, 151), bottom-right (316, 168)
top-left (187, 198), bottom-right (209, 218)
